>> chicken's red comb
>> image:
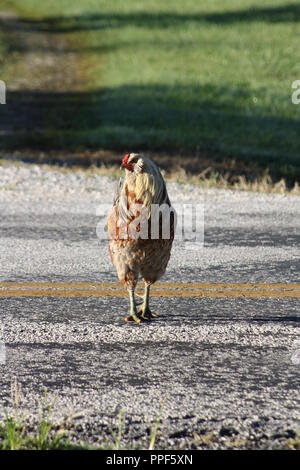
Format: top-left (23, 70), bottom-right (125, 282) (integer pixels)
top-left (122, 153), bottom-right (130, 166)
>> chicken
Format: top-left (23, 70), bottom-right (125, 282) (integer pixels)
top-left (107, 153), bottom-right (175, 323)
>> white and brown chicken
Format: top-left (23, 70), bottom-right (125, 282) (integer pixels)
top-left (107, 153), bottom-right (175, 323)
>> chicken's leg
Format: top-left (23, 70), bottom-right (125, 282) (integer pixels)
top-left (125, 287), bottom-right (141, 324)
top-left (138, 283), bottom-right (158, 320)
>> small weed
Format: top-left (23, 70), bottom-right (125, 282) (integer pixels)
top-left (109, 409), bottom-right (125, 450)
top-left (0, 380), bottom-right (165, 450)
top-left (149, 402), bottom-right (164, 450)
top-left (285, 437), bottom-right (300, 450)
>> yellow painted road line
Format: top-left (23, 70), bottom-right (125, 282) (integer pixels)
top-left (0, 282), bottom-right (299, 298)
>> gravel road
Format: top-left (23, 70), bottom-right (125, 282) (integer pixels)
top-left (0, 161), bottom-right (299, 449)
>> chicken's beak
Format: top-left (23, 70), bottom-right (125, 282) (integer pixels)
top-left (120, 164), bottom-right (124, 170)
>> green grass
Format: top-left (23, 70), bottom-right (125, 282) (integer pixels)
top-left (0, 410), bottom-right (161, 450)
top-left (1, 0), bottom-right (300, 181)
top-left (0, 380), bottom-right (162, 450)
top-left (0, 417), bottom-right (76, 450)
top-left (0, 382), bottom-right (74, 450)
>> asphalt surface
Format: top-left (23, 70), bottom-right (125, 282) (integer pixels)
top-left (0, 161), bottom-right (300, 449)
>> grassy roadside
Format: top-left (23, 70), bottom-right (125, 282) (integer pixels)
top-left (0, 381), bottom-right (161, 450)
top-left (0, 381), bottom-right (299, 450)
top-left (0, 0), bottom-right (300, 185)
top-left (1, 403), bottom-right (299, 451)
top-left (1, 408), bottom-right (299, 451)
top-left (1, 157), bottom-right (299, 195)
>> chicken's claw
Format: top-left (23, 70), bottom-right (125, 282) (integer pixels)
top-left (137, 306), bottom-right (158, 321)
top-left (124, 313), bottom-right (141, 324)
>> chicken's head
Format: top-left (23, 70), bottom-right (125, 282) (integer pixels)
top-left (121, 153), bottom-right (144, 174)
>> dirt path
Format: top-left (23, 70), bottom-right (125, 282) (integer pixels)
top-left (0, 10), bottom-right (92, 150)
top-left (0, 11), bottom-right (87, 91)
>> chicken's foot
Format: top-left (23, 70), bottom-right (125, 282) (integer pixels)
top-left (125, 287), bottom-right (141, 324)
top-left (137, 283), bottom-right (158, 321)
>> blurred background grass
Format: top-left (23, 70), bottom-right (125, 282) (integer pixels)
top-left (0, 0), bottom-right (299, 183)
